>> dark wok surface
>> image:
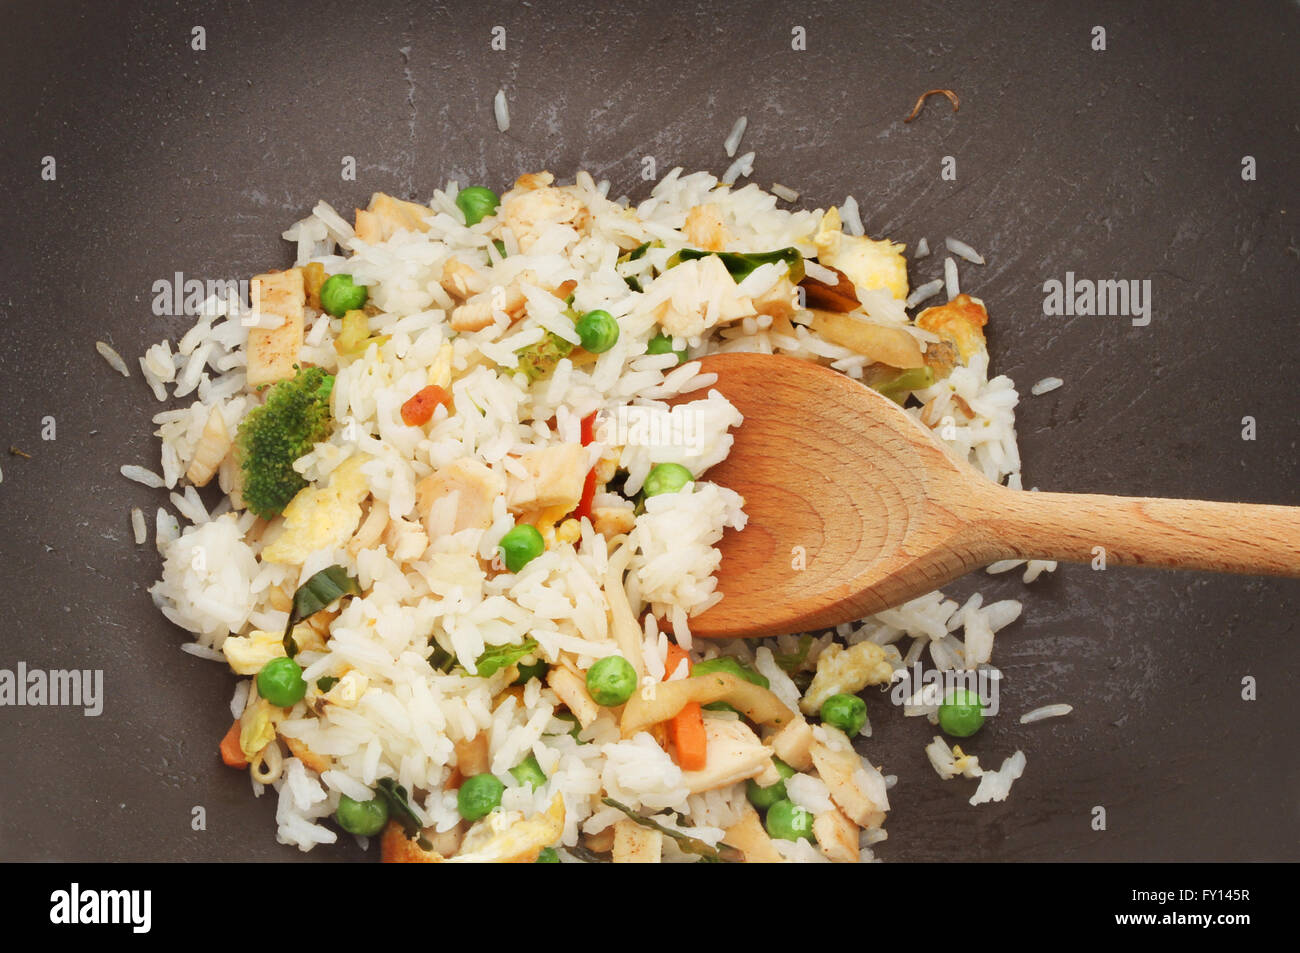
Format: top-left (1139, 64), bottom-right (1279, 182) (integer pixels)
top-left (1, 0), bottom-right (1296, 862)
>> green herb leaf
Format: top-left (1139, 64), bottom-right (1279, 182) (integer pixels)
top-left (773, 634), bottom-right (814, 675)
top-left (427, 641), bottom-right (458, 674)
top-left (473, 637), bottom-right (540, 678)
top-left (669, 247), bottom-right (805, 284)
top-left (601, 798), bottom-right (744, 863)
top-left (375, 778), bottom-right (425, 842)
top-left (282, 565), bottom-right (361, 657)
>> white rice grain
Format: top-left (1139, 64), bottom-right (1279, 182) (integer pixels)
top-left (906, 278), bottom-right (945, 310)
top-left (914, 237), bottom-right (930, 259)
top-left (1019, 704), bottom-right (1073, 725)
top-left (840, 195), bottom-right (864, 236)
top-left (1030, 377), bottom-right (1063, 396)
top-left (945, 236), bottom-right (986, 265)
top-left (121, 464), bottom-right (165, 488)
top-left (96, 341), bottom-right (130, 377)
top-left (130, 507), bottom-right (147, 545)
top-left (770, 183), bottom-right (799, 202)
top-left (494, 89), bottom-right (510, 132)
top-left (723, 115), bottom-right (748, 158)
top-left (720, 150), bottom-right (755, 186)
top-left (944, 257), bottom-right (960, 299)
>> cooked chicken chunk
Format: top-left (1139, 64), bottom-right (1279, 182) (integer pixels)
top-left (354, 192), bottom-right (433, 243)
top-left (809, 740), bottom-right (886, 829)
top-left (449, 270), bottom-right (536, 332)
top-left (612, 819), bottom-right (663, 863)
top-left (684, 203), bottom-right (729, 251)
top-left (415, 458), bottom-right (504, 538)
top-left (766, 715), bottom-right (815, 771)
top-left (813, 808), bottom-right (860, 863)
top-left (547, 664), bottom-right (600, 727)
top-left (246, 268), bottom-right (305, 391)
top-left (506, 444), bottom-right (588, 513)
top-left (679, 717), bottom-right (772, 794)
top-left (722, 804), bottom-right (786, 863)
top-left (439, 255), bottom-right (489, 301)
top-left (500, 172), bottom-right (589, 253)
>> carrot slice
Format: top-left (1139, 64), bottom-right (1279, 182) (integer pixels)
top-left (668, 701), bottom-right (707, 771)
top-left (219, 719), bottom-right (247, 769)
top-left (400, 385), bottom-right (453, 426)
top-left (664, 642), bottom-right (691, 681)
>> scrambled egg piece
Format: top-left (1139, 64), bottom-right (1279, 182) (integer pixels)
top-left (800, 641), bottom-right (894, 715)
top-left (239, 699), bottom-right (277, 759)
top-left (262, 455), bottom-right (369, 565)
top-left (447, 794), bottom-right (566, 863)
top-left (813, 207), bottom-right (909, 301)
top-left (916, 293), bottom-right (989, 362)
top-left (222, 629), bottom-right (286, 675)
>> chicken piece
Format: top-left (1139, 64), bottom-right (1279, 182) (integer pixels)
top-left (439, 255), bottom-right (489, 301)
top-left (449, 270), bottom-right (536, 332)
top-left (809, 740), bottom-right (886, 829)
top-left (812, 207), bottom-right (909, 301)
top-left (813, 808), bottom-right (860, 863)
top-left (454, 733), bottom-right (490, 777)
top-left (447, 794), bottom-right (565, 863)
top-left (750, 277), bottom-right (799, 321)
top-left (679, 717), bottom-right (772, 794)
top-left (185, 406), bottom-right (231, 487)
top-left (766, 715), bottom-right (815, 771)
top-left (415, 458), bottom-right (505, 538)
top-left (261, 455), bottom-right (370, 566)
top-left (806, 310), bottom-right (926, 369)
top-left (652, 254), bottom-right (755, 340)
top-left (800, 641), bottom-right (894, 715)
top-left (506, 444), bottom-right (588, 513)
top-left (684, 203), bottom-right (729, 251)
top-left (916, 293), bottom-right (989, 362)
top-left (383, 513), bottom-right (429, 562)
top-left (347, 499), bottom-right (390, 556)
top-left (427, 823), bottom-right (464, 859)
top-left (584, 826), bottom-right (616, 853)
top-left (246, 269), bottom-right (305, 391)
top-left (722, 804), bottom-right (786, 863)
top-left (592, 503), bottom-right (636, 541)
top-left (284, 735), bottom-right (330, 774)
top-left (547, 664), bottom-right (600, 728)
top-left (354, 192), bottom-right (433, 243)
top-left (500, 173), bottom-right (589, 253)
top-left (751, 756), bottom-right (784, 788)
top-left (221, 630), bottom-right (286, 675)
top-left (612, 819), bottom-right (663, 863)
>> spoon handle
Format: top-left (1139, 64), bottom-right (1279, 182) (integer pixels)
top-left (982, 486), bottom-right (1300, 576)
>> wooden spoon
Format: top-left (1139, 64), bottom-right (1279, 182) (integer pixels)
top-left (675, 352), bottom-right (1300, 639)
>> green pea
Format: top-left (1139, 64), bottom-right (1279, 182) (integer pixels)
top-left (691, 655), bottom-right (769, 689)
top-left (938, 688), bottom-right (985, 738)
top-left (746, 757), bottom-right (796, 810)
top-left (646, 332), bottom-right (687, 364)
top-left (575, 309), bottom-right (620, 353)
top-left (585, 655), bottom-right (637, 706)
top-left (764, 798), bottom-right (816, 842)
top-left (319, 274), bottom-right (368, 317)
top-left (334, 794), bottom-right (389, 836)
top-left (456, 186), bottom-right (500, 226)
top-left (642, 462), bottom-right (694, 499)
top-left (257, 657), bottom-right (307, 707)
top-left (535, 846), bottom-right (560, 863)
top-left (510, 754), bottom-right (547, 789)
top-left (457, 773), bottom-right (505, 821)
top-left (498, 524), bottom-right (545, 573)
top-left (820, 693), bottom-right (868, 737)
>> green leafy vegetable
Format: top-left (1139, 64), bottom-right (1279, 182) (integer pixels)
top-left (235, 366), bottom-right (335, 519)
top-left (316, 676), bottom-right (340, 692)
top-left (375, 778), bottom-right (432, 850)
top-left (514, 332), bottom-right (574, 381)
top-left (601, 798), bottom-right (744, 863)
top-left (667, 247), bottom-right (805, 284)
top-left (773, 634), bottom-right (814, 675)
top-left (473, 637), bottom-right (540, 678)
top-left (427, 641), bottom-right (457, 674)
top-left (282, 565), bottom-right (360, 656)
top-left (873, 365), bottom-right (935, 404)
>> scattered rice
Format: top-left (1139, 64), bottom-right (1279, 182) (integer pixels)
top-left (720, 150), bottom-right (755, 186)
top-left (914, 237), bottom-right (930, 259)
top-left (945, 236), bottom-right (985, 265)
top-left (840, 195), bottom-right (864, 236)
top-left (722, 115), bottom-right (748, 158)
top-left (120, 464), bottom-right (165, 488)
top-left (769, 183), bottom-right (799, 202)
top-left (130, 507), bottom-right (147, 545)
top-left (96, 341), bottom-right (130, 377)
top-left (943, 257), bottom-right (960, 299)
top-left (1019, 704), bottom-right (1073, 725)
top-left (493, 89), bottom-right (509, 132)
top-left (905, 278), bottom-right (944, 310)
top-left (969, 751), bottom-right (1026, 806)
top-left (1030, 377), bottom-right (1063, 396)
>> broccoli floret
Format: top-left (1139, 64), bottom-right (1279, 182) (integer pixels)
top-left (514, 331), bottom-right (574, 381)
top-left (235, 366), bottom-right (335, 519)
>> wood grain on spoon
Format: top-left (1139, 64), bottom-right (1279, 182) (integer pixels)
top-left (677, 353), bottom-right (1300, 639)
